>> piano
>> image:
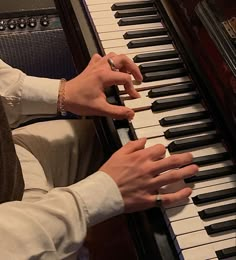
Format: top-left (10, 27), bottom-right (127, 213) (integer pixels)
top-left (54, 0), bottom-right (236, 259)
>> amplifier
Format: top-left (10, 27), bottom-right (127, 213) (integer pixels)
top-left (0, 0), bottom-right (76, 79)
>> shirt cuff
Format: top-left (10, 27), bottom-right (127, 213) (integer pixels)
top-left (21, 76), bottom-right (60, 115)
top-left (70, 171), bottom-right (124, 227)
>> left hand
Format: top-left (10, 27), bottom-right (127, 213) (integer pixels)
top-left (64, 53), bottom-right (143, 120)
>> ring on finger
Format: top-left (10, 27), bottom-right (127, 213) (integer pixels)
top-left (107, 58), bottom-right (118, 71)
top-left (155, 194), bottom-right (162, 207)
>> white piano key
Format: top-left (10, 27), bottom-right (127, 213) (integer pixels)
top-left (135, 119), bottom-right (211, 139)
top-left (163, 181), bottom-right (236, 211)
top-left (105, 44), bottom-right (174, 55)
top-left (173, 143), bottom-right (227, 157)
top-left (166, 199), bottom-right (236, 224)
top-left (199, 160), bottom-right (233, 170)
top-left (96, 22), bottom-right (161, 33)
top-left (196, 197), bottom-right (236, 212)
top-left (90, 8), bottom-right (159, 20)
top-left (99, 24), bottom-right (164, 40)
top-left (135, 57), bottom-right (181, 68)
top-left (145, 131), bottom-right (217, 148)
top-left (86, 0), bottom-right (146, 5)
top-left (92, 14), bottom-right (160, 26)
top-left (87, 4), bottom-right (115, 12)
top-left (90, 11), bottom-right (118, 20)
top-left (189, 173), bottom-right (236, 190)
top-left (126, 52), bottom-right (180, 62)
top-left (181, 238), bottom-right (236, 260)
top-left (93, 17), bottom-right (120, 25)
top-left (88, 2), bottom-right (156, 12)
top-left (131, 103), bottom-right (205, 128)
top-left (118, 77), bottom-right (191, 92)
top-left (191, 143), bottom-right (226, 157)
top-left (102, 35), bottom-right (168, 48)
top-left (123, 91), bottom-right (198, 110)
top-left (186, 181), bottom-right (236, 205)
top-left (167, 203), bottom-right (198, 222)
top-left (176, 229), bottom-right (236, 250)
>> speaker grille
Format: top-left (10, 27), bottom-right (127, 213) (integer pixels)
top-left (0, 28), bottom-right (76, 79)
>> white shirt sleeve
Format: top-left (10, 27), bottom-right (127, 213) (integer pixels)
top-left (0, 59), bottom-right (60, 128)
top-left (0, 171), bottom-right (124, 259)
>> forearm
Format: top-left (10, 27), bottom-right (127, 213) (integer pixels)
top-left (0, 172), bottom-right (123, 259)
top-left (0, 59), bottom-right (60, 128)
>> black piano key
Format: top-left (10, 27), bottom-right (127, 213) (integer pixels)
top-left (151, 94), bottom-right (200, 112)
top-left (118, 15), bottom-right (161, 26)
top-left (112, 1), bottom-right (154, 11)
top-left (140, 59), bottom-right (183, 74)
top-left (199, 203), bottom-right (236, 219)
top-left (185, 165), bottom-right (236, 183)
top-left (148, 82), bottom-right (194, 98)
top-left (160, 111), bottom-right (209, 126)
top-left (165, 122), bottom-right (215, 139)
top-left (168, 133), bottom-right (221, 152)
top-left (127, 36), bottom-right (171, 48)
top-left (192, 187), bottom-right (236, 205)
top-left (192, 152), bottom-right (230, 166)
top-left (216, 246), bottom-right (236, 259)
top-left (124, 28), bottom-right (167, 39)
top-left (205, 219), bottom-right (236, 235)
top-left (115, 7), bottom-right (157, 18)
top-left (133, 50), bottom-right (179, 62)
top-left (143, 68), bottom-right (187, 82)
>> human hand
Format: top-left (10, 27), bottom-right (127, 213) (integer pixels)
top-left (64, 53), bottom-right (142, 120)
top-left (100, 138), bottom-right (198, 213)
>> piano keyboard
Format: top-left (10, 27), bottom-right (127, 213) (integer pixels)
top-left (85, 0), bottom-right (236, 259)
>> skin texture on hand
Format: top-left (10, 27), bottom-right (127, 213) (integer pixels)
top-left (64, 53), bottom-right (143, 120)
top-left (100, 138), bottom-right (198, 213)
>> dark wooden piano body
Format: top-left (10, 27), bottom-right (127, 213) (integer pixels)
top-left (54, 0), bottom-right (236, 259)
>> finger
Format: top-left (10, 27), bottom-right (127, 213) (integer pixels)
top-left (151, 187), bottom-right (192, 207)
top-left (124, 81), bottom-right (141, 98)
top-left (103, 71), bottom-right (140, 98)
top-left (136, 143), bottom-right (166, 161)
top-left (96, 99), bottom-right (135, 120)
top-left (113, 54), bottom-right (143, 82)
top-left (153, 164), bottom-right (198, 188)
top-left (121, 138), bottom-right (147, 154)
top-left (151, 153), bottom-right (194, 175)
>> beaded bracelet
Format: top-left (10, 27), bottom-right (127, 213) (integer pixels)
top-left (57, 78), bottom-right (67, 117)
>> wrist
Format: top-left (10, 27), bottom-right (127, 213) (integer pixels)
top-left (57, 78), bottom-right (67, 116)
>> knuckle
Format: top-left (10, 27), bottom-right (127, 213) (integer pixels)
top-left (92, 53), bottom-right (100, 59)
top-left (118, 54), bottom-right (127, 60)
top-left (124, 73), bottom-right (132, 82)
top-left (107, 52), bottom-right (116, 57)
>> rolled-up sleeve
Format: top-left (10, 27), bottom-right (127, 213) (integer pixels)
top-left (0, 59), bottom-right (60, 128)
top-left (0, 171), bottom-right (124, 259)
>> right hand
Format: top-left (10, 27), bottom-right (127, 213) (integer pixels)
top-left (100, 138), bottom-right (198, 213)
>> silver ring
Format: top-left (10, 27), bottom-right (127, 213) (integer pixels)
top-left (107, 58), bottom-right (118, 71)
top-left (156, 194), bottom-right (162, 207)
